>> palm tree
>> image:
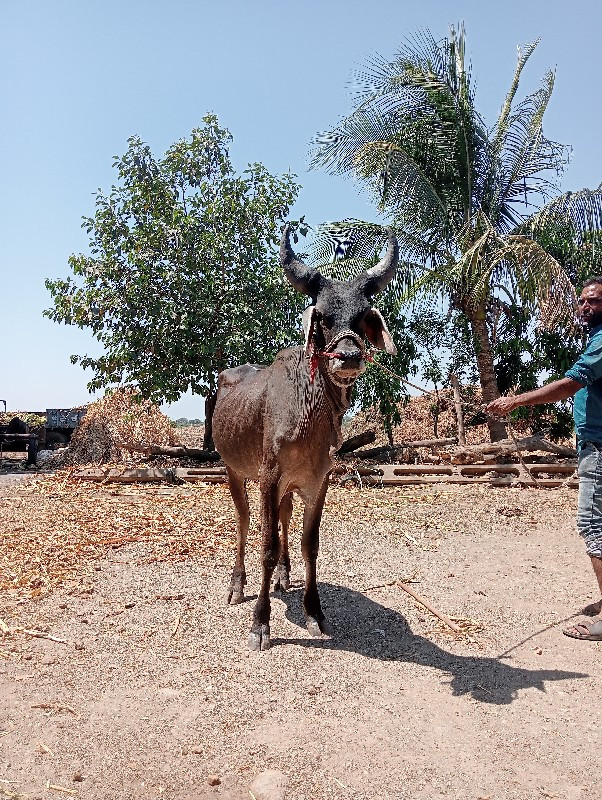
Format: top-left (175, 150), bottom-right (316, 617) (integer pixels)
top-left (311, 25), bottom-right (602, 441)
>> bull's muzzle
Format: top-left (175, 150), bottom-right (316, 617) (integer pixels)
top-left (336, 348), bottom-right (363, 362)
top-left (329, 346), bottom-right (366, 384)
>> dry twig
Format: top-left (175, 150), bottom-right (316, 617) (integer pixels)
top-left (397, 582), bottom-right (462, 633)
top-left (14, 629), bottom-right (68, 644)
top-left (45, 781), bottom-right (77, 795)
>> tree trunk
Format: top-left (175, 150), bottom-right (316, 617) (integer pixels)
top-left (203, 390), bottom-right (218, 451)
top-left (466, 303), bottom-right (507, 442)
top-left (449, 373), bottom-right (466, 446)
top-left (432, 385), bottom-right (440, 438)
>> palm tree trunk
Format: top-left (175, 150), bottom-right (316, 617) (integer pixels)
top-left (467, 304), bottom-right (507, 442)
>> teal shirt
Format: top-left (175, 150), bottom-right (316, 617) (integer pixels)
top-left (565, 323), bottom-right (602, 446)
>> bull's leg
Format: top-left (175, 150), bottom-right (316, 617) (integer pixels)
top-left (225, 468), bottom-right (249, 605)
top-left (301, 477), bottom-right (330, 637)
top-left (274, 492), bottom-right (293, 592)
top-left (249, 482), bottom-right (280, 651)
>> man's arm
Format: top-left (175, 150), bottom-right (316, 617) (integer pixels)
top-left (485, 377), bottom-right (584, 417)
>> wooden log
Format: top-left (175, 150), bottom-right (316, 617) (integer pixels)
top-left (452, 435), bottom-right (576, 463)
top-left (352, 445), bottom-right (396, 460)
top-left (336, 429), bottom-right (376, 454)
top-left (354, 437), bottom-right (457, 460)
top-left (116, 442), bottom-right (221, 461)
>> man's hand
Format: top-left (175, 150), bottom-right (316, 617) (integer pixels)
top-left (484, 378), bottom-right (582, 417)
top-left (485, 396), bottom-right (518, 417)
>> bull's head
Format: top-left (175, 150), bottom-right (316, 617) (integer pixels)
top-left (280, 226), bottom-right (398, 386)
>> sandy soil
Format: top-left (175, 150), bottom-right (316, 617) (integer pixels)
top-left (1, 477), bottom-right (601, 800)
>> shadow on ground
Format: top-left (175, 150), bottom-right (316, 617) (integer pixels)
top-left (267, 581), bottom-right (586, 705)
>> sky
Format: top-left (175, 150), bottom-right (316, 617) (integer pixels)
top-left (2, 0), bottom-right (601, 419)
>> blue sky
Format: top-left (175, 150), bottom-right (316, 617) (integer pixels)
top-left (2, 0), bottom-right (601, 418)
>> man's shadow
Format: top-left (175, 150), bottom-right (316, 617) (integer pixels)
top-left (270, 581), bottom-right (587, 705)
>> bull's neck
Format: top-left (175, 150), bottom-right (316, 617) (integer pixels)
top-left (317, 361), bottom-right (354, 418)
top-left (294, 350), bottom-right (355, 446)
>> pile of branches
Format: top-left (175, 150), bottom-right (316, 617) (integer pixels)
top-left (346, 391), bottom-right (493, 448)
top-left (58, 389), bottom-right (177, 466)
top-left (342, 389), bottom-right (574, 466)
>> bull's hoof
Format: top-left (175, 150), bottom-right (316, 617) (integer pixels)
top-left (306, 616), bottom-right (332, 638)
top-left (248, 624), bottom-right (271, 651)
top-left (273, 564), bottom-right (290, 592)
top-left (225, 588), bottom-right (245, 605)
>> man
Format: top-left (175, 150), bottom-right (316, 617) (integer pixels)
top-left (486, 278), bottom-right (602, 641)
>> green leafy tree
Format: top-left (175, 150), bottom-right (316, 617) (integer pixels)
top-left (311, 25), bottom-right (602, 441)
top-left (45, 115), bottom-right (306, 448)
top-left (489, 225), bottom-right (602, 438)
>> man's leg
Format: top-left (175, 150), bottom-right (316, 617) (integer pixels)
top-left (564, 445), bottom-right (602, 635)
top-left (564, 555), bottom-right (602, 636)
top-left (582, 555), bottom-right (602, 615)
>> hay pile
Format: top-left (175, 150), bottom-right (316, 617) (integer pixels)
top-left (60, 389), bottom-right (177, 466)
top-left (175, 424), bottom-right (206, 450)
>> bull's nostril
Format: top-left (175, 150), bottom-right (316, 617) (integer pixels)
top-left (338, 350), bottom-right (362, 362)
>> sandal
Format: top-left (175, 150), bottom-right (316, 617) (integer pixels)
top-left (563, 619), bottom-right (602, 641)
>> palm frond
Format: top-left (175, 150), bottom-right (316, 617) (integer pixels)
top-left (309, 220), bottom-right (427, 299)
top-left (491, 39), bottom-right (540, 155)
top-left (311, 219), bottom-right (391, 264)
top-left (352, 28), bottom-right (448, 107)
top-left (528, 188), bottom-right (602, 239)
top-left (489, 235), bottom-right (577, 328)
top-left (311, 218), bottom-right (450, 274)
top-left (488, 70), bottom-right (569, 227)
top-left (312, 23), bottom-right (489, 234)
top-left (311, 24), bottom-right (585, 354)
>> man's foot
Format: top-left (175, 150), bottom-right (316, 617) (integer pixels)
top-left (581, 599), bottom-right (602, 616)
top-left (563, 618), bottom-right (602, 641)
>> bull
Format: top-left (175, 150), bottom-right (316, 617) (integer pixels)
top-left (212, 225), bottom-right (398, 650)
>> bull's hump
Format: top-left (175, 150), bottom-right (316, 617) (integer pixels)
top-left (218, 363), bottom-right (266, 390)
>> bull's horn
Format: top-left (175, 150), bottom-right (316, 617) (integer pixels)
top-left (280, 225), bottom-right (323, 300)
top-left (364, 229), bottom-right (398, 295)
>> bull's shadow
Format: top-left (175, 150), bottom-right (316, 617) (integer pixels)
top-left (269, 581), bottom-right (586, 705)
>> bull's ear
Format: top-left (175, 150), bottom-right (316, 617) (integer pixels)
top-left (301, 306), bottom-right (320, 355)
top-left (360, 308), bottom-right (397, 355)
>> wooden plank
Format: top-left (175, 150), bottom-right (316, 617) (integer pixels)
top-left (72, 462), bottom-right (578, 489)
top-left (361, 474), bottom-right (578, 488)
top-left (73, 467), bottom-right (227, 483)
top-left (175, 468), bottom-right (227, 483)
top-left (106, 468), bottom-right (176, 483)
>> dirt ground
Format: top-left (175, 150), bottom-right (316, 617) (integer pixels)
top-left (1, 473), bottom-right (601, 800)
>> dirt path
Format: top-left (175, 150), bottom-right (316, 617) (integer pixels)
top-left (1, 480), bottom-right (600, 800)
